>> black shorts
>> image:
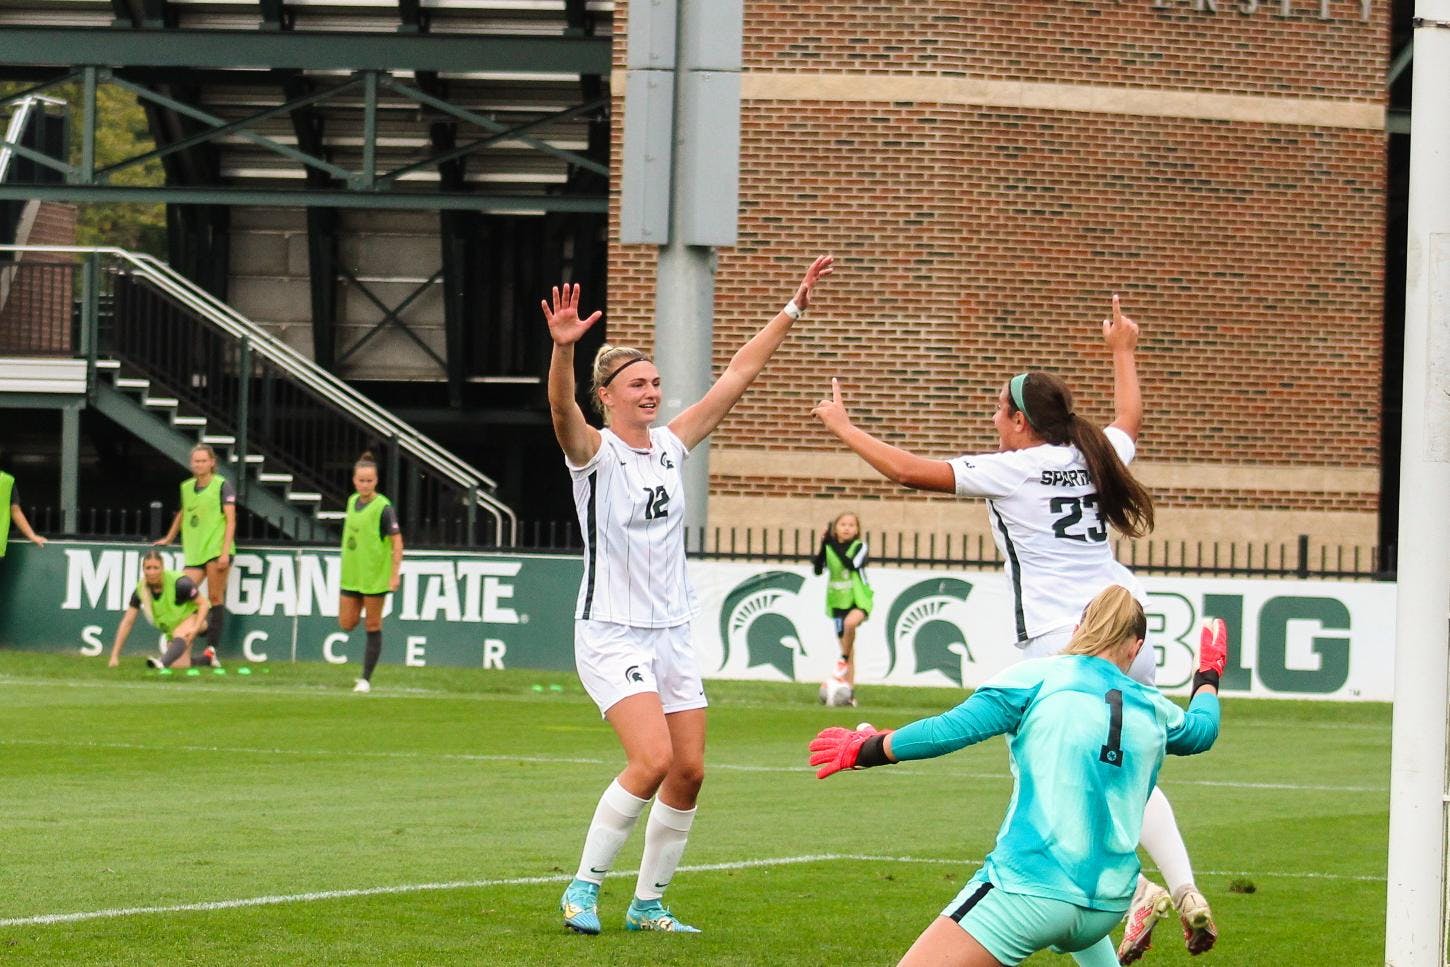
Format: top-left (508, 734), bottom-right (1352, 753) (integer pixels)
top-left (186, 556), bottom-right (223, 570)
top-left (832, 606), bottom-right (868, 637)
top-left (340, 589), bottom-right (389, 601)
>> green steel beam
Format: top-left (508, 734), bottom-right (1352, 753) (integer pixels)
top-left (0, 27), bottom-right (611, 74)
top-left (381, 75), bottom-right (608, 177)
top-left (0, 184), bottom-right (607, 212)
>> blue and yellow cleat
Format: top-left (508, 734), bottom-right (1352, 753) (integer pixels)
top-left (624, 898), bottom-right (700, 934)
top-left (560, 879), bottom-right (601, 935)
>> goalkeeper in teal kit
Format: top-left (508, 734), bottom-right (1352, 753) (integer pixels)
top-left (809, 584), bottom-right (1226, 967)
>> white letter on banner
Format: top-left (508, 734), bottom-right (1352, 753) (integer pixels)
top-left (259, 555), bottom-right (298, 616)
top-left (229, 554), bottom-right (264, 615)
top-left (322, 632), bottom-right (349, 664)
top-left (482, 638), bottom-right (507, 669)
top-left (79, 625), bottom-right (104, 656)
top-left (297, 552), bottom-right (333, 617)
top-left (406, 636), bottom-right (427, 666)
top-left (62, 549), bottom-right (125, 611)
top-left (419, 565), bottom-right (462, 622)
top-left (457, 561), bottom-right (523, 622)
top-left (243, 631), bottom-right (269, 662)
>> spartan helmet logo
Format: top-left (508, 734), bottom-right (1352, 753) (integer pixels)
top-left (624, 665), bottom-right (645, 684)
top-left (717, 571), bottom-right (806, 680)
top-left (886, 578), bottom-right (975, 686)
top-left (660, 452), bottom-right (675, 469)
top-left (189, 515), bottom-right (200, 528)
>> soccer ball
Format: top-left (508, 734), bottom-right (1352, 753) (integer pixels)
top-left (819, 679), bottom-right (855, 707)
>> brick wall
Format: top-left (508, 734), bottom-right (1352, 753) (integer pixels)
top-left (607, 1), bottom-right (1388, 551)
top-left (0, 202), bottom-right (78, 353)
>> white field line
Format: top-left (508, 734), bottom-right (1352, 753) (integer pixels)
top-left (0, 737), bottom-right (1387, 794)
top-left (0, 852), bottom-right (1384, 928)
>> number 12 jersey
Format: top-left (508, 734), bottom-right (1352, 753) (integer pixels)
top-left (568, 426), bottom-right (698, 628)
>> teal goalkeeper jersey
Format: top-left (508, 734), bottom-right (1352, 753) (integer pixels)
top-left (889, 655), bottom-right (1220, 912)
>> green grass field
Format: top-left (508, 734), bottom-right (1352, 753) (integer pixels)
top-left (0, 652), bottom-right (1388, 966)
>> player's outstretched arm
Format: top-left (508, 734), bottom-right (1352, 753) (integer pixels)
top-left (9, 504), bottom-right (46, 546)
top-left (811, 378), bottom-right (955, 493)
top-left (670, 255), bottom-right (833, 451)
top-left (154, 511), bottom-right (181, 546)
top-left (108, 608), bottom-right (138, 667)
top-left (541, 283), bottom-right (603, 466)
top-left (1103, 294), bottom-right (1143, 441)
top-left (1168, 618), bottom-right (1226, 755)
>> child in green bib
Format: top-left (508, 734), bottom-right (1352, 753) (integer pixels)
top-left (107, 550), bottom-right (221, 669)
top-left (337, 451), bottom-right (404, 694)
top-left (155, 444), bottom-right (236, 656)
top-left (811, 511), bottom-right (874, 687)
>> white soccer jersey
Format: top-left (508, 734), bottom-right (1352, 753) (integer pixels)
top-left (950, 425), bottom-right (1145, 642)
top-left (568, 426), bottom-right (698, 628)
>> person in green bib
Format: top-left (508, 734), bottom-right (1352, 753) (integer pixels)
top-left (108, 550), bottom-right (220, 669)
top-left (0, 465), bottom-right (49, 558)
top-left (811, 511), bottom-right (874, 688)
top-left (154, 444), bottom-right (236, 656)
top-left (338, 450), bottom-right (403, 694)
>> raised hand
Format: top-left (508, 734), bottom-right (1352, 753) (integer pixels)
top-left (540, 283), bottom-right (602, 347)
top-left (810, 376), bottom-right (850, 433)
top-left (1192, 617), bottom-right (1228, 696)
top-left (1102, 293), bottom-right (1139, 353)
top-left (792, 255), bottom-right (835, 313)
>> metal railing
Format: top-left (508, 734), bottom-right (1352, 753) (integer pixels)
top-left (0, 244), bottom-right (518, 546)
top-left (19, 508), bottom-right (1395, 580)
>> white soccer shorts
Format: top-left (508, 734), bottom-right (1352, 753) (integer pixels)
top-left (574, 619), bottom-right (708, 717)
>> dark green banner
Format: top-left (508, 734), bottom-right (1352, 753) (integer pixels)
top-left (0, 541), bottom-right (582, 671)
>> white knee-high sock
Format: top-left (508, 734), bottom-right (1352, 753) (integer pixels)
top-left (1140, 786), bottom-right (1195, 894)
top-left (634, 800), bottom-right (696, 902)
top-left (574, 779), bottom-right (649, 885)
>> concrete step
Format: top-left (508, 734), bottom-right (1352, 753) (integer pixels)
top-left (173, 415), bottom-right (208, 428)
top-left (115, 377), bottom-right (149, 390)
top-left (201, 434), bottom-right (236, 446)
top-left (314, 510), bottom-right (347, 522)
top-left (287, 492), bottom-right (323, 503)
top-left (256, 472), bottom-right (293, 485)
top-left (94, 359), bottom-right (120, 371)
top-left (143, 396), bottom-right (179, 408)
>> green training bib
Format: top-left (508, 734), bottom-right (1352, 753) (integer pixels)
top-left (137, 570), bottom-right (199, 636)
top-left (340, 493), bottom-right (394, 595)
top-left (180, 476), bottom-right (233, 567)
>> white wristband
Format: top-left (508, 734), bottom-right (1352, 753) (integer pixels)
top-left (783, 299), bottom-right (803, 320)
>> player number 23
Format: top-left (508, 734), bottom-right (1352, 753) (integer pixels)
top-left (1050, 495), bottom-right (1107, 543)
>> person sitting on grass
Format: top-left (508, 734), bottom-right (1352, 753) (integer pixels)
top-left (108, 550), bottom-right (220, 670)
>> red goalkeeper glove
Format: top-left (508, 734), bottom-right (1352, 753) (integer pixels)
top-left (1192, 617), bottom-right (1228, 697)
top-left (808, 725), bottom-right (892, 779)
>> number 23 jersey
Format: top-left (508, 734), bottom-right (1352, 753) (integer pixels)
top-left (949, 425), bottom-right (1143, 642)
top-left (568, 426), bottom-right (698, 628)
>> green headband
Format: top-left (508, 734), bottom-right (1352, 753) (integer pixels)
top-left (1009, 372), bottom-right (1036, 429)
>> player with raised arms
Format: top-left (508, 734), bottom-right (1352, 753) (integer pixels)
top-left (337, 451), bottom-right (403, 693)
top-left (809, 586), bottom-right (1227, 967)
top-left (154, 444), bottom-right (236, 658)
top-left (810, 297), bottom-right (1217, 962)
top-left (108, 549), bottom-right (219, 669)
top-left (543, 255), bottom-right (834, 936)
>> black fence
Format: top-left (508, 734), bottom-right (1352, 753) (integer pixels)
top-left (17, 506), bottom-right (1397, 581)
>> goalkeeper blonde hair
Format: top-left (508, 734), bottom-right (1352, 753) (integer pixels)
top-left (1062, 584), bottom-right (1147, 661)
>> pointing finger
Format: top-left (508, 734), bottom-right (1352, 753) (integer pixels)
top-left (1111, 293), bottom-right (1122, 327)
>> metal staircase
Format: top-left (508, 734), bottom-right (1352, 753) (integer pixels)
top-left (0, 243), bottom-right (518, 545)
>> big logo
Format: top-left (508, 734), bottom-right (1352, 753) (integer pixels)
top-left (886, 577), bottom-right (975, 686)
top-left (717, 571), bottom-right (807, 679)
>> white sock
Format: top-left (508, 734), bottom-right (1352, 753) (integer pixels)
top-left (633, 799), bottom-right (696, 902)
top-left (1140, 786), bottom-right (1195, 894)
top-left (574, 779), bottom-right (648, 885)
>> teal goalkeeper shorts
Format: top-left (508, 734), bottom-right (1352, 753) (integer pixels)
top-left (940, 872), bottom-right (1125, 966)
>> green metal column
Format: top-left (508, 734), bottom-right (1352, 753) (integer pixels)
top-left (60, 401), bottom-right (79, 534)
top-left (235, 340), bottom-right (251, 502)
top-left (80, 252), bottom-right (98, 399)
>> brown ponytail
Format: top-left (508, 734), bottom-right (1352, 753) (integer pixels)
top-left (1013, 371), bottom-right (1155, 539)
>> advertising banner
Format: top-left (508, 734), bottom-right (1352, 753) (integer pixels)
top-left (0, 543), bottom-right (1396, 700)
